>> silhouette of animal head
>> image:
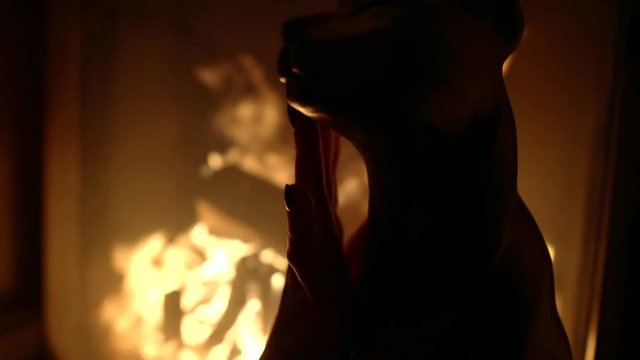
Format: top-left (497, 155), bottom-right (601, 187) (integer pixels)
top-left (279, 0), bottom-right (523, 138)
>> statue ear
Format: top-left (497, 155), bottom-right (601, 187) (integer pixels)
top-left (460, 0), bottom-right (524, 58)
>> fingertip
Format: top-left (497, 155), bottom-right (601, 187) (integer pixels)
top-left (284, 183), bottom-right (294, 211)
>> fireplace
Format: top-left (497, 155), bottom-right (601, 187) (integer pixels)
top-left (1, 0), bottom-right (634, 359)
top-left (43, 2), bottom-right (372, 358)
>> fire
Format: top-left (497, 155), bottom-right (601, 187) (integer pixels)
top-left (100, 222), bottom-right (287, 360)
top-left (100, 54), bottom-right (368, 359)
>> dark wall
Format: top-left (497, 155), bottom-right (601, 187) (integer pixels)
top-left (0, 0), bottom-right (46, 357)
top-left (596, 0), bottom-right (640, 358)
top-left (0, 0), bottom-right (45, 316)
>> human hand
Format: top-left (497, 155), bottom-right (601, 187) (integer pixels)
top-left (260, 107), bottom-right (352, 359)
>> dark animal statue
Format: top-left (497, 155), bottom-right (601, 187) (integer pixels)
top-left (262, 0), bottom-right (573, 358)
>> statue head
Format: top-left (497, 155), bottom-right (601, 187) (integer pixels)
top-left (279, 0), bottom-right (524, 139)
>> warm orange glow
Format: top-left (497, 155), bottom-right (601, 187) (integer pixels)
top-left (99, 54), bottom-right (368, 359)
top-left (503, 54), bottom-right (515, 76)
top-left (100, 222), bottom-right (286, 359)
top-left (547, 242), bottom-right (556, 262)
top-left (195, 54), bottom-right (294, 188)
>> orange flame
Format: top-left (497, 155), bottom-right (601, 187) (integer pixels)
top-left (100, 222), bottom-right (286, 359)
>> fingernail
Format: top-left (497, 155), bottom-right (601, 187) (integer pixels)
top-left (287, 106), bottom-right (297, 128)
top-left (284, 184), bottom-right (294, 211)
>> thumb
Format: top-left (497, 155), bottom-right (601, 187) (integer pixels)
top-left (284, 183), bottom-right (350, 306)
top-left (284, 183), bottom-right (317, 271)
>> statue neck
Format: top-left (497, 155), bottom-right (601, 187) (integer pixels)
top-left (350, 86), bottom-right (518, 238)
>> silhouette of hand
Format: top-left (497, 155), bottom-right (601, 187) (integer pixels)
top-left (260, 107), bottom-right (352, 359)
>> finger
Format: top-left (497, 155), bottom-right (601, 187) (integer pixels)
top-left (289, 107), bottom-right (334, 231)
top-left (318, 125), bottom-right (339, 209)
top-left (318, 125), bottom-right (343, 239)
top-left (284, 183), bottom-right (333, 299)
top-left (284, 184), bottom-right (349, 304)
top-left (291, 107), bottom-right (325, 195)
top-left (284, 184), bottom-right (341, 269)
top-left (284, 183), bottom-right (317, 269)
top-left (284, 185), bottom-right (313, 296)
top-left (288, 106), bottom-right (343, 241)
